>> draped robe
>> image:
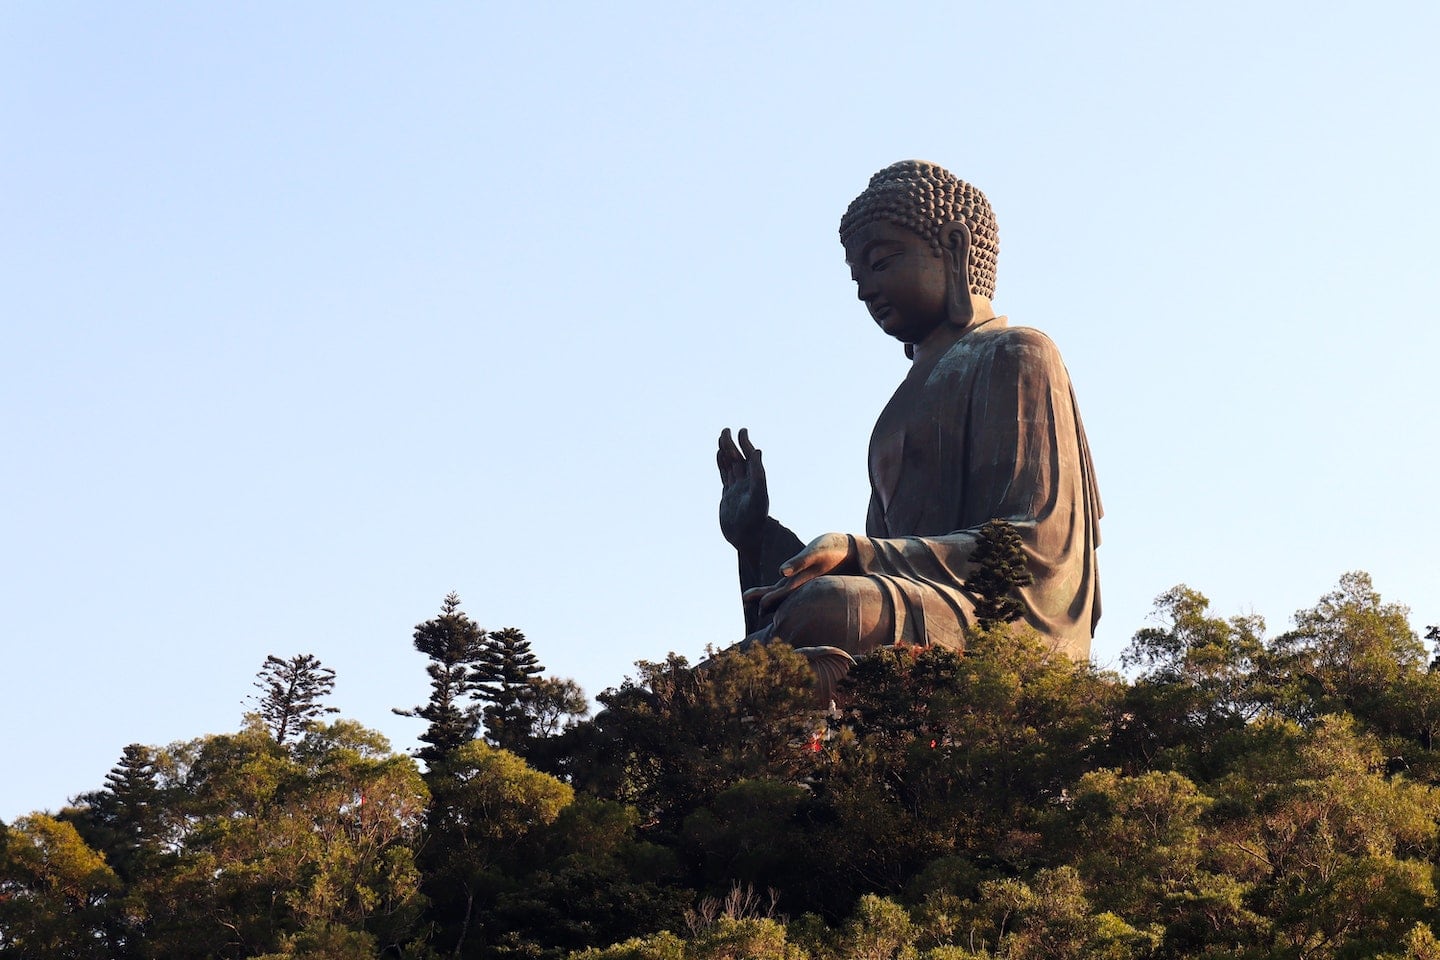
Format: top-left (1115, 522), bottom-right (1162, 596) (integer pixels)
top-left (744, 315), bottom-right (1101, 660)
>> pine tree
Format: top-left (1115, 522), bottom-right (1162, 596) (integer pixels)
top-left (473, 627), bottom-right (545, 753)
top-left (969, 518), bottom-right (1035, 629)
top-left (250, 653), bottom-right (339, 745)
top-left (102, 744), bottom-right (163, 871)
top-left (394, 593), bottom-right (486, 766)
top-left (66, 743), bottom-right (167, 888)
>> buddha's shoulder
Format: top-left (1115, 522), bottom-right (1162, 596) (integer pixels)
top-left (964, 321), bottom-right (1063, 361)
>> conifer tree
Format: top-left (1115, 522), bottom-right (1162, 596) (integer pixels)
top-left (66, 743), bottom-right (167, 890)
top-left (969, 518), bottom-right (1035, 628)
top-left (394, 593), bottom-right (486, 766)
top-left (250, 653), bottom-right (339, 745)
top-left (473, 627), bottom-right (545, 752)
top-left (100, 744), bottom-right (164, 877)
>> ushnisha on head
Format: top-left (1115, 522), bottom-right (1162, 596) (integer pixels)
top-left (839, 160), bottom-right (999, 300)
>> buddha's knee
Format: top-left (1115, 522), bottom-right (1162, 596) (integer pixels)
top-left (770, 576), bottom-right (856, 648)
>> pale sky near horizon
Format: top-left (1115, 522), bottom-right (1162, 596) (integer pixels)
top-left (4, 2), bottom-right (1438, 821)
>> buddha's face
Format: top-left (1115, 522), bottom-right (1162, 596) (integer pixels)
top-left (843, 220), bottom-right (952, 344)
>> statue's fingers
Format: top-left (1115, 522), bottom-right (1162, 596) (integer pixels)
top-left (761, 567), bottom-right (821, 616)
top-left (718, 449), bottom-right (741, 484)
top-left (758, 585), bottom-right (790, 616)
top-left (779, 548), bottom-right (813, 578)
top-left (745, 578), bottom-right (791, 615)
top-left (737, 432), bottom-right (766, 480)
top-left (718, 429), bottom-right (744, 482)
top-left (719, 427), bottom-right (742, 462)
top-left (737, 427), bottom-right (757, 459)
top-left (779, 565), bottom-right (821, 594)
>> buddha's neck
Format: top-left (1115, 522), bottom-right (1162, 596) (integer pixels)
top-left (910, 296), bottom-right (997, 366)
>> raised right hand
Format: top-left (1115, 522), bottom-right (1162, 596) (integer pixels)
top-left (717, 427), bottom-right (769, 550)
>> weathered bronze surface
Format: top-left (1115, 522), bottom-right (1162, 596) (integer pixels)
top-left (718, 161), bottom-right (1101, 688)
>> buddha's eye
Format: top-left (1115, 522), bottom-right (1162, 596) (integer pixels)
top-left (872, 253), bottom-right (899, 272)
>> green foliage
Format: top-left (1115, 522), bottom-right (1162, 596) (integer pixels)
top-left (568, 930), bottom-right (687, 960)
top-left (397, 597), bottom-right (586, 776)
top-left (394, 592), bottom-right (487, 766)
top-left (67, 720), bottom-right (429, 959)
top-left (1115, 585), bottom-right (1267, 778)
top-left (526, 674), bottom-right (590, 740)
top-left (0, 814), bottom-right (120, 959)
top-left (967, 519), bottom-right (1035, 629)
top-left (16, 569), bottom-right (1440, 959)
top-left (474, 626), bottom-right (546, 751)
top-left (250, 922), bottom-right (381, 960)
top-left (562, 644), bottom-right (821, 834)
top-left (424, 739), bottom-right (574, 862)
top-left (1061, 769), bottom-right (1211, 923)
top-left (839, 894), bottom-right (918, 960)
top-left (1265, 570), bottom-right (1423, 725)
top-left (65, 743), bottom-right (167, 886)
top-left (815, 629), bottom-right (1120, 902)
top-left (487, 796), bottom-right (690, 955)
top-left (689, 916), bottom-right (808, 959)
top-left (682, 780), bottom-right (810, 892)
top-left (419, 739), bottom-right (576, 956)
top-left (1204, 713), bottom-right (1440, 957)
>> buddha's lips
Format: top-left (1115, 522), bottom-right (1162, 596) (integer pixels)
top-left (870, 303), bottom-right (893, 324)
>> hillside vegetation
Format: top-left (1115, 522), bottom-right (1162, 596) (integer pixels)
top-left (4, 572), bottom-right (1440, 960)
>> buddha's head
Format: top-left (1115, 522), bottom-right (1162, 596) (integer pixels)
top-left (839, 161), bottom-right (999, 302)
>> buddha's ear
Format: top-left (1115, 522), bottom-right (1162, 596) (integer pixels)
top-left (939, 221), bottom-right (974, 328)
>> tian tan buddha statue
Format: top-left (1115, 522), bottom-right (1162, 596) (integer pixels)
top-left (717, 160), bottom-right (1101, 693)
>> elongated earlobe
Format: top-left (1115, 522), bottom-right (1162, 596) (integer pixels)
top-left (940, 221), bottom-right (974, 328)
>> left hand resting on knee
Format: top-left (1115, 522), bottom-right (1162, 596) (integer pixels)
top-left (743, 532), bottom-right (854, 616)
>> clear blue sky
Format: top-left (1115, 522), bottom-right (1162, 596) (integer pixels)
top-left (4, 2), bottom-right (1437, 820)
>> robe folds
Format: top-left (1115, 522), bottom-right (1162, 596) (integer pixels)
top-left (853, 315), bottom-right (1102, 658)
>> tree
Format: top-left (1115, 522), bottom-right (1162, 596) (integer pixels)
top-left (1265, 571), bottom-right (1424, 725)
top-left (967, 519), bottom-right (1034, 629)
top-left (484, 796), bottom-right (689, 955)
top-left (277, 721), bottom-right (430, 953)
top-left (525, 675), bottom-right (589, 740)
top-left (394, 593), bottom-right (487, 766)
top-left (250, 653), bottom-right (339, 745)
top-left (419, 740), bottom-right (574, 957)
top-left (561, 645), bottom-right (821, 836)
top-left (473, 627), bottom-right (546, 752)
top-left (520, 674), bottom-right (590, 773)
top-left (836, 893), bottom-right (917, 960)
top-left (968, 867), bottom-right (1149, 960)
top-left (1114, 586), bottom-right (1266, 777)
top-left (1205, 714), bottom-right (1440, 958)
top-left (130, 720), bottom-right (429, 959)
top-left (0, 814), bottom-right (121, 959)
top-left (1061, 769), bottom-right (1221, 934)
top-left (65, 743), bottom-right (167, 886)
top-left (804, 632), bottom-right (1120, 918)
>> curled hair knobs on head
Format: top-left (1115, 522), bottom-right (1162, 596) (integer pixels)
top-left (839, 160), bottom-right (999, 300)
